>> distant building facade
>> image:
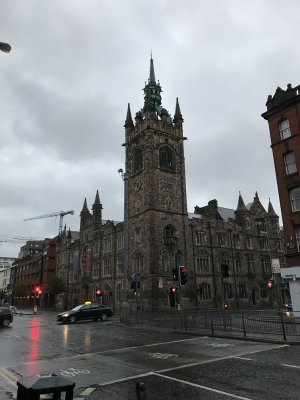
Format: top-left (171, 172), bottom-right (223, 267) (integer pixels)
top-left (262, 83), bottom-right (300, 312)
top-left (55, 58), bottom-right (285, 311)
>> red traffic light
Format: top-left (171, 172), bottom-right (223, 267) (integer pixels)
top-left (35, 286), bottom-right (42, 295)
top-left (96, 289), bottom-right (103, 296)
top-left (171, 286), bottom-right (177, 293)
top-left (266, 280), bottom-right (273, 289)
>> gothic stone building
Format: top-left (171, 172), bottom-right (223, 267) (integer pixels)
top-left (56, 58), bottom-right (285, 311)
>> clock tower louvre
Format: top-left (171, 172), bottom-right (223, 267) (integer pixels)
top-left (124, 56), bottom-right (189, 309)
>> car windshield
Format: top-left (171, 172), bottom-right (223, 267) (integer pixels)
top-left (71, 305), bottom-right (83, 311)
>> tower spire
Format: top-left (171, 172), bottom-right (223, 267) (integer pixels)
top-left (124, 103), bottom-right (134, 128)
top-left (149, 54), bottom-right (156, 84)
top-left (173, 97), bottom-right (184, 124)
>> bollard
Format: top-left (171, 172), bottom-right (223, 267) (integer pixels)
top-left (33, 305), bottom-right (38, 315)
top-left (136, 382), bottom-right (146, 399)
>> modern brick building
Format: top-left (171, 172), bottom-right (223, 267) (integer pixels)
top-left (262, 83), bottom-right (300, 313)
top-left (54, 58), bottom-right (285, 312)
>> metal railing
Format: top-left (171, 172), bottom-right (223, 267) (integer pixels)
top-left (128, 309), bottom-right (300, 342)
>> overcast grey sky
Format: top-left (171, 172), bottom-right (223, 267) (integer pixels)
top-left (0, 0), bottom-right (299, 257)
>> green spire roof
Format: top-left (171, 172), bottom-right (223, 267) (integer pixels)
top-left (149, 54), bottom-right (156, 84)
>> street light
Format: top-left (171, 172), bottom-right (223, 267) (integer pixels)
top-left (118, 168), bottom-right (128, 303)
top-left (0, 42), bottom-right (11, 53)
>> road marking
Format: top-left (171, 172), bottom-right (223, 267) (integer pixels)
top-left (233, 357), bottom-right (253, 361)
top-left (153, 372), bottom-right (254, 400)
top-left (80, 387), bottom-right (95, 395)
top-left (0, 367), bottom-right (19, 387)
top-left (147, 352), bottom-right (178, 359)
top-left (282, 364), bottom-right (300, 369)
top-left (98, 372), bottom-right (153, 386)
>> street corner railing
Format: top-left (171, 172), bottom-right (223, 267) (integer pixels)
top-left (128, 308), bottom-right (300, 343)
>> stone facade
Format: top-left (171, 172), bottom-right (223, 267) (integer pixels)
top-left (55, 58), bottom-right (285, 311)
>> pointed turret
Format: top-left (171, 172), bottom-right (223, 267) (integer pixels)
top-left (81, 198), bottom-right (89, 214)
top-left (143, 55), bottom-right (162, 118)
top-left (124, 103), bottom-right (134, 129)
top-left (236, 192), bottom-right (248, 212)
top-left (92, 190), bottom-right (102, 231)
top-left (268, 198), bottom-right (278, 218)
top-left (149, 54), bottom-right (156, 84)
top-left (173, 97), bottom-right (184, 126)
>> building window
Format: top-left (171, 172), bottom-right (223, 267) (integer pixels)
top-left (159, 146), bottom-right (175, 171)
top-left (117, 257), bottom-right (123, 276)
top-left (279, 119), bottom-right (291, 140)
top-left (217, 233), bottom-right (227, 247)
top-left (93, 261), bottom-right (100, 278)
top-left (117, 235), bottom-right (124, 250)
top-left (196, 231), bottom-right (207, 246)
top-left (246, 254), bottom-right (254, 273)
top-left (290, 187), bottom-right (300, 212)
top-left (160, 250), bottom-right (168, 272)
top-left (103, 258), bottom-right (111, 276)
top-left (134, 149), bottom-right (143, 173)
top-left (198, 282), bottom-right (211, 300)
top-left (94, 243), bottom-right (100, 256)
top-left (116, 282), bottom-right (122, 303)
top-left (224, 282), bottom-right (233, 299)
top-left (233, 234), bottom-right (240, 248)
top-left (260, 256), bottom-right (271, 275)
top-left (295, 226), bottom-right (300, 251)
top-left (238, 283), bottom-right (247, 299)
top-left (196, 252), bottom-right (209, 272)
top-left (135, 227), bottom-right (141, 244)
top-left (284, 152), bottom-right (297, 175)
top-left (246, 236), bottom-right (253, 249)
top-left (164, 225), bottom-right (175, 238)
top-left (133, 252), bottom-right (144, 273)
top-left (259, 237), bottom-right (269, 251)
top-left (104, 238), bottom-right (112, 252)
top-left (235, 254), bottom-right (242, 273)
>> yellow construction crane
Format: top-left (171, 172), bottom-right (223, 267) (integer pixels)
top-left (24, 210), bottom-right (74, 236)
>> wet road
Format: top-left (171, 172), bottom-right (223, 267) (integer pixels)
top-left (0, 311), bottom-right (299, 399)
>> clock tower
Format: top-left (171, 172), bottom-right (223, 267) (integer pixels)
top-left (123, 57), bottom-right (189, 309)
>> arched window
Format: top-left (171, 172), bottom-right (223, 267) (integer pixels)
top-left (134, 149), bottom-right (143, 173)
top-left (115, 282), bottom-right (122, 303)
top-left (196, 251), bottom-right (210, 272)
top-left (290, 187), bottom-right (300, 212)
top-left (224, 282), bottom-right (233, 299)
top-left (159, 146), bottom-right (175, 171)
top-left (199, 282), bottom-right (212, 300)
top-left (133, 252), bottom-right (144, 273)
top-left (279, 119), bottom-right (291, 140)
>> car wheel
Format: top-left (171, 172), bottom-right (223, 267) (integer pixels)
top-left (101, 313), bottom-right (108, 321)
top-left (69, 316), bottom-right (76, 324)
top-left (2, 319), bottom-right (11, 327)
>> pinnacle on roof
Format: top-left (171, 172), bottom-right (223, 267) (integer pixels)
top-left (81, 198), bottom-right (89, 213)
top-left (94, 190), bottom-right (101, 205)
top-left (268, 198), bottom-right (278, 217)
top-left (124, 103), bottom-right (134, 129)
top-left (236, 192), bottom-right (248, 212)
top-left (149, 54), bottom-right (156, 84)
top-left (173, 97), bottom-right (183, 123)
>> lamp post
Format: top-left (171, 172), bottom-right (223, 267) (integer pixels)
top-left (0, 42), bottom-right (11, 53)
top-left (118, 168), bottom-right (129, 304)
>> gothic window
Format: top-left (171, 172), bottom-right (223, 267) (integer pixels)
top-left (219, 254), bottom-right (230, 272)
top-left (93, 261), bottom-right (100, 278)
top-left (135, 227), bottom-right (141, 244)
top-left (235, 254), bottom-right (242, 273)
top-left (175, 250), bottom-right (183, 267)
top-left (238, 283), bottom-right (247, 299)
top-left (103, 257), bottom-right (111, 276)
top-left (233, 234), bottom-right (240, 248)
top-left (260, 255), bottom-right (271, 275)
top-left (279, 118), bottom-right (291, 140)
top-left (134, 149), bottom-right (143, 173)
top-left (117, 257), bottom-right (123, 276)
top-left (133, 252), bottom-right (144, 273)
top-left (224, 282), bottom-right (233, 299)
top-left (284, 152), bottom-right (297, 175)
top-left (117, 235), bottom-right (124, 249)
top-left (196, 251), bottom-right (210, 272)
top-left (196, 231), bottom-right (207, 246)
top-left (164, 225), bottom-right (175, 238)
top-left (104, 238), bottom-right (112, 252)
top-left (289, 187), bottom-right (300, 212)
top-left (246, 254), bottom-right (254, 273)
top-left (198, 282), bottom-right (211, 300)
top-left (116, 282), bottom-right (122, 303)
top-left (165, 198), bottom-right (172, 211)
top-left (259, 237), bottom-right (269, 251)
top-left (217, 233), bottom-right (227, 247)
top-left (159, 146), bottom-right (175, 171)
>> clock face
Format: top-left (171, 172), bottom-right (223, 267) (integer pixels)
top-left (134, 179), bottom-right (142, 191)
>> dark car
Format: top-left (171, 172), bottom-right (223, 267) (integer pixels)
top-left (57, 303), bottom-right (113, 324)
top-left (0, 307), bottom-right (13, 327)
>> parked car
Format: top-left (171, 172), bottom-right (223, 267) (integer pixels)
top-left (0, 307), bottom-right (13, 327)
top-left (57, 303), bottom-right (113, 324)
top-left (285, 302), bottom-right (293, 311)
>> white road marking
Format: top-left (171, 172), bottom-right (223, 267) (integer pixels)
top-left (282, 363), bottom-right (300, 369)
top-left (98, 372), bottom-right (153, 386)
top-left (153, 372), bottom-right (254, 400)
top-left (80, 387), bottom-right (95, 395)
top-left (233, 357), bottom-right (253, 361)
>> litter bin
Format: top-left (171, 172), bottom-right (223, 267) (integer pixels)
top-left (17, 374), bottom-right (75, 400)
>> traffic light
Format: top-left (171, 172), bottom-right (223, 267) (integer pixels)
top-left (172, 266), bottom-right (179, 281)
top-left (96, 289), bottom-right (103, 297)
top-left (179, 266), bottom-right (188, 285)
top-left (266, 280), bottom-right (273, 289)
top-left (35, 286), bottom-right (42, 296)
top-left (169, 286), bottom-right (177, 307)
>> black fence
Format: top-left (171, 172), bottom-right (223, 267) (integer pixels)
top-left (128, 309), bottom-right (300, 342)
